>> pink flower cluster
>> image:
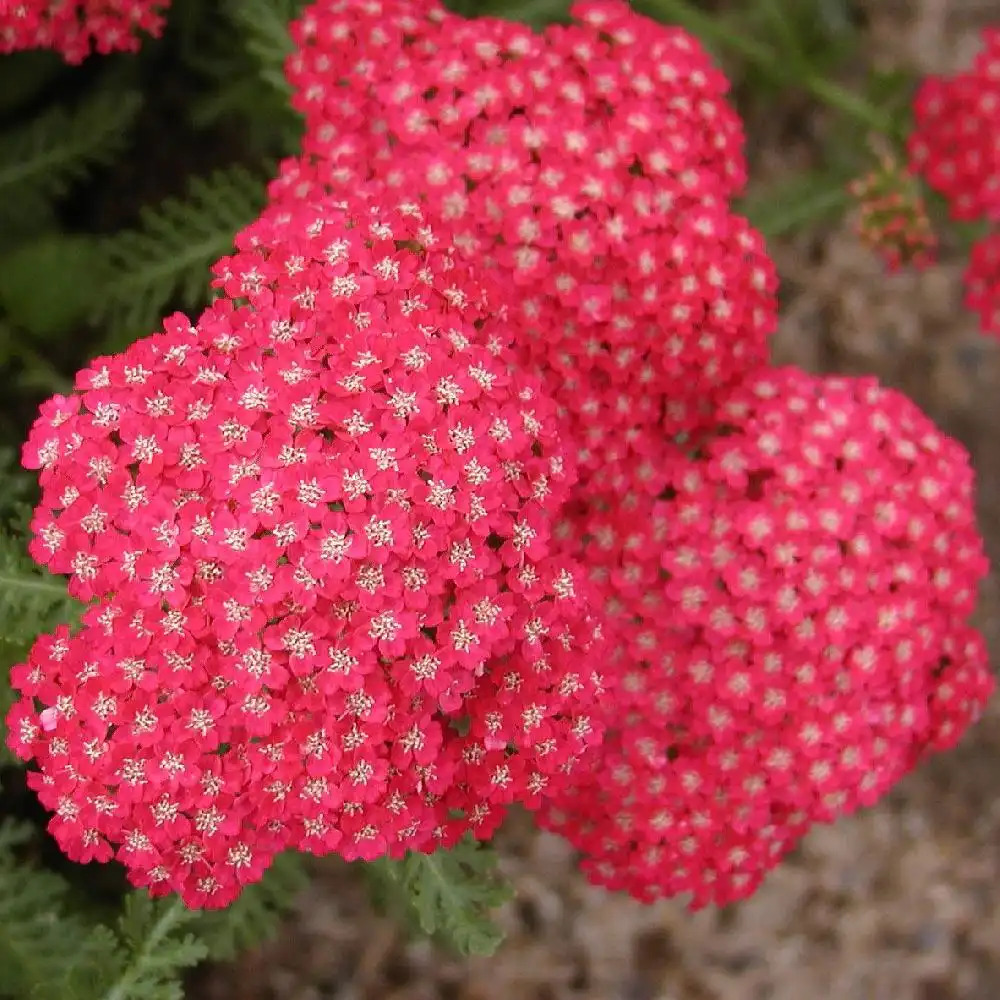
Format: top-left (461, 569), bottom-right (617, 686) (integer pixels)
top-left (909, 28), bottom-right (1000, 337)
top-left (966, 231), bottom-right (1000, 336)
top-left (6, 0), bottom-right (994, 913)
top-left (0, 0), bottom-right (168, 61)
top-left (9, 197), bottom-right (607, 906)
top-left (539, 368), bottom-right (991, 905)
top-left (279, 0), bottom-right (776, 462)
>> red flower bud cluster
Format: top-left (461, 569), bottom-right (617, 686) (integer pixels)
top-left (0, 0), bottom-right (168, 61)
top-left (848, 155), bottom-right (937, 272)
top-left (8, 196), bottom-right (608, 907)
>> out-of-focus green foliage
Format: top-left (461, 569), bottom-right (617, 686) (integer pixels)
top-left (366, 836), bottom-right (515, 956)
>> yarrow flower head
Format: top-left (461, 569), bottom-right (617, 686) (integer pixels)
top-left (285, 0), bottom-right (747, 199)
top-left (8, 193), bottom-right (609, 907)
top-left (909, 27), bottom-right (1000, 223)
top-left (964, 229), bottom-right (1000, 339)
top-left (539, 366), bottom-right (993, 908)
top-left (279, 0), bottom-right (777, 463)
top-left (0, 0), bottom-right (169, 62)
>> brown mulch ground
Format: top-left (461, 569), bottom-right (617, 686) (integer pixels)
top-left (194, 2), bottom-right (1000, 997)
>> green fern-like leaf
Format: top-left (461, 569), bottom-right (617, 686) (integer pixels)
top-left (186, 0), bottom-right (304, 155)
top-left (195, 851), bottom-right (309, 961)
top-left (0, 317), bottom-right (74, 397)
top-left (225, 0), bottom-right (307, 96)
top-left (0, 451), bottom-right (34, 522)
top-left (0, 88), bottom-right (142, 232)
top-left (0, 235), bottom-right (104, 339)
top-left (0, 531), bottom-right (79, 649)
top-left (98, 895), bottom-right (208, 1000)
top-left (187, 67), bottom-right (302, 159)
top-left (0, 827), bottom-right (209, 1000)
top-left (0, 821), bottom-right (122, 1000)
top-left (0, 654), bottom-right (18, 769)
top-left (88, 164), bottom-right (269, 352)
top-left (0, 199), bottom-right (59, 255)
top-left (365, 837), bottom-right (513, 956)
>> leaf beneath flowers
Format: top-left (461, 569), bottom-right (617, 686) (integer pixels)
top-left (364, 837), bottom-right (514, 957)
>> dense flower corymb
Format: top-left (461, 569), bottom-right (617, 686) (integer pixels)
top-left (287, 0), bottom-right (748, 202)
top-left (964, 230), bottom-right (1000, 339)
top-left (8, 195), bottom-right (609, 906)
top-left (0, 0), bottom-right (169, 61)
top-left (280, 0), bottom-right (777, 456)
top-left (540, 366), bottom-right (994, 908)
top-left (909, 27), bottom-right (1000, 223)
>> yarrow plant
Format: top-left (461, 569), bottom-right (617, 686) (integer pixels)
top-left (0, 0), bottom-right (170, 61)
top-left (0, 0), bottom-right (996, 988)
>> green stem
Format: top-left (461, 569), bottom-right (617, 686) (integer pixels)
top-left (0, 321), bottom-right (72, 395)
top-left (740, 183), bottom-right (851, 240)
top-left (803, 74), bottom-right (891, 134)
top-left (758, 0), bottom-right (810, 76)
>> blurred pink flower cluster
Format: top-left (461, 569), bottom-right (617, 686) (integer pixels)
top-left (909, 28), bottom-right (1000, 337)
top-left (0, 0), bottom-right (168, 61)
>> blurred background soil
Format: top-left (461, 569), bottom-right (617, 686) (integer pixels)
top-left (194, 1), bottom-right (1000, 997)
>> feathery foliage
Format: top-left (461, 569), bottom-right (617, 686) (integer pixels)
top-left (98, 895), bottom-right (209, 1000)
top-left (0, 449), bottom-right (33, 519)
top-left (224, 0), bottom-right (306, 97)
top-left (87, 164), bottom-right (269, 352)
top-left (0, 821), bottom-right (308, 1000)
top-left (0, 87), bottom-right (142, 235)
top-left (0, 657), bottom-right (19, 769)
top-left (0, 234), bottom-right (104, 340)
top-left (0, 821), bottom-right (123, 1000)
top-left (365, 838), bottom-right (514, 956)
top-left (0, 530), bottom-right (79, 649)
top-left (184, 0), bottom-right (304, 155)
top-left (0, 823), bottom-right (207, 1000)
